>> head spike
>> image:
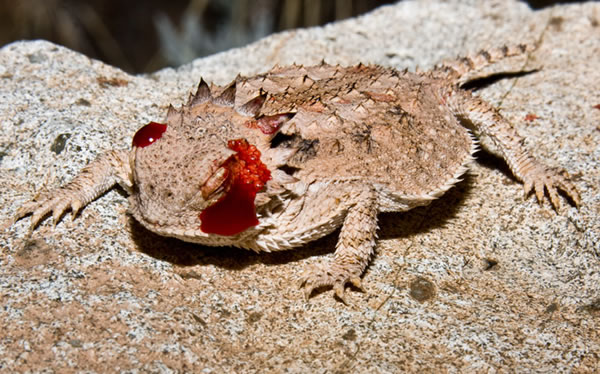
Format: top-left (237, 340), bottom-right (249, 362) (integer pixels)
top-left (214, 82), bottom-right (236, 106)
top-left (166, 104), bottom-right (182, 124)
top-left (167, 104), bottom-right (176, 115)
top-left (239, 90), bottom-right (267, 117)
top-left (190, 78), bottom-right (211, 107)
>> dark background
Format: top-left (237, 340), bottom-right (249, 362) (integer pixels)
top-left (0, 0), bottom-right (577, 73)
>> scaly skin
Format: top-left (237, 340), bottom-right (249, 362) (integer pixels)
top-left (14, 45), bottom-right (580, 302)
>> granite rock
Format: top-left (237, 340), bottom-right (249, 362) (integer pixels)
top-left (1, 0), bottom-right (599, 372)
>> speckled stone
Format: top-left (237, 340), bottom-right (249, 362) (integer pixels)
top-left (1, 1), bottom-right (599, 372)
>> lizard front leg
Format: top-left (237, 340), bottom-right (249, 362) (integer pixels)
top-left (449, 91), bottom-right (580, 210)
top-left (300, 184), bottom-right (378, 303)
top-left (15, 149), bottom-right (133, 228)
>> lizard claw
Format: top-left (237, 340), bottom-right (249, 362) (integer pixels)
top-left (299, 262), bottom-right (365, 303)
top-left (15, 190), bottom-right (83, 229)
top-left (521, 164), bottom-right (580, 211)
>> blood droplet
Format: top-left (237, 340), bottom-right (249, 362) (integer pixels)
top-left (132, 122), bottom-right (167, 148)
top-left (200, 139), bottom-right (271, 236)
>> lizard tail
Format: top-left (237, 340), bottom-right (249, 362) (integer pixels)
top-left (433, 43), bottom-right (537, 81)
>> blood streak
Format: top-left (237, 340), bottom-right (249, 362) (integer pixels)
top-left (132, 122), bottom-right (167, 148)
top-left (200, 139), bottom-right (271, 236)
top-left (245, 113), bottom-right (294, 135)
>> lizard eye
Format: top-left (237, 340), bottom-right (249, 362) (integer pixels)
top-left (201, 166), bottom-right (230, 200)
top-left (132, 122), bottom-right (167, 148)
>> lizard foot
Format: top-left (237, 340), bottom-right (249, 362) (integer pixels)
top-left (14, 189), bottom-right (85, 229)
top-left (522, 164), bottom-right (580, 211)
top-left (299, 262), bottom-right (365, 303)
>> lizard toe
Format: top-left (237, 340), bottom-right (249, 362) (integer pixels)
top-left (15, 191), bottom-right (84, 229)
top-left (522, 165), bottom-right (580, 211)
top-left (299, 262), bottom-right (363, 302)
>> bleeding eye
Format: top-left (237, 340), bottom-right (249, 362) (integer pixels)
top-left (199, 138), bottom-right (272, 236)
top-left (132, 122), bottom-right (167, 148)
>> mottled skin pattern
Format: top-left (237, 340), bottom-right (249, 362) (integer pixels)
top-left (15, 45), bottom-right (580, 302)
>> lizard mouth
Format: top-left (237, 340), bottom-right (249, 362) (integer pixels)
top-left (199, 138), bottom-right (271, 236)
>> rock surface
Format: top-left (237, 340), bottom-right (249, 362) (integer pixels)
top-left (1, 0), bottom-right (599, 372)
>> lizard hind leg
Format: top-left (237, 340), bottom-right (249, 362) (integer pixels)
top-left (448, 91), bottom-right (581, 210)
top-left (299, 184), bottom-right (378, 303)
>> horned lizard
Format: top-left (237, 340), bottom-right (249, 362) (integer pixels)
top-left (15, 44), bottom-right (580, 302)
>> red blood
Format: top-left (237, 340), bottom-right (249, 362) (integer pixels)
top-left (198, 181), bottom-right (259, 236)
top-left (524, 113), bottom-right (539, 122)
top-left (132, 122), bottom-right (167, 148)
top-left (200, 139), bottom-right (271, 236)
top-left (244, 113), bottom-right (293, 135)
top-left (256, 113), bottom-right (293, 135)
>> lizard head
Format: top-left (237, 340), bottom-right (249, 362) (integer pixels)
top-left (128, 79), bottom-right (294, 238)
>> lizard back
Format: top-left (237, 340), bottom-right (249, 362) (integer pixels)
top-left (236, 64), bottom-right (474, 198)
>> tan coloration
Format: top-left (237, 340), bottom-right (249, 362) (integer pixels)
top-left (15, 46), bottom-right (580, 301)
top-left (96, 76), bottom-right (130, 88)
top-left (432, 43), bottom-right (535, 83)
